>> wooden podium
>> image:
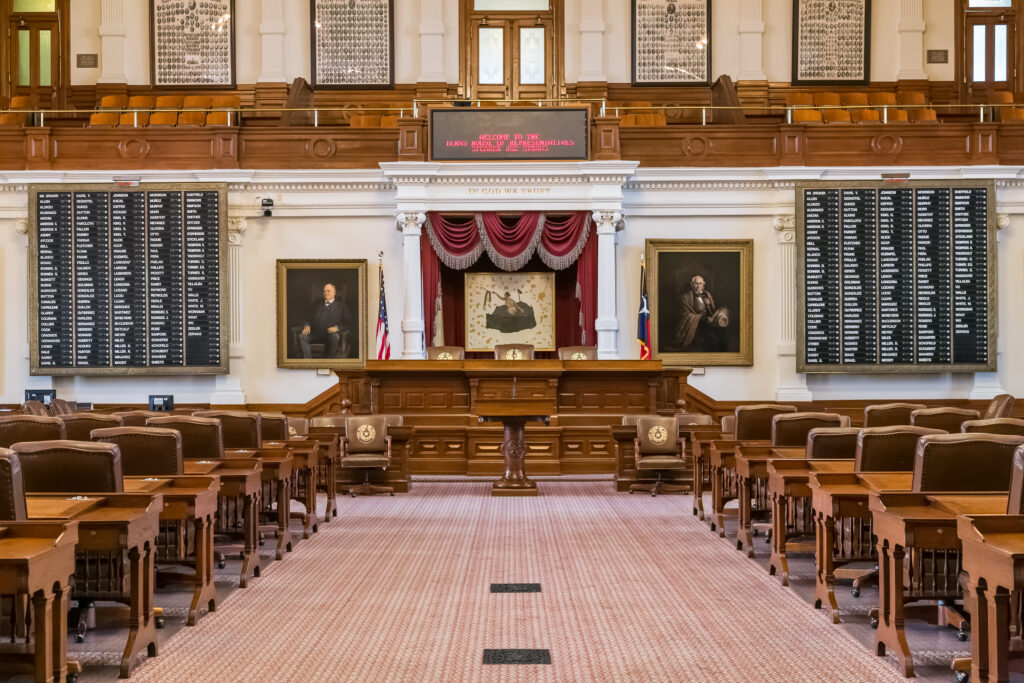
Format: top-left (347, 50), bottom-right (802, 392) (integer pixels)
top-left (468, 360), bottom-right (559, 496)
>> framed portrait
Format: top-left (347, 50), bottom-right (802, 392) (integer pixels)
top-left (150, 0), bottom-right (235, 88)
top-left (311, 0), bottom-right (395, 88)
top-left (464, 272), bottom-right (555, 352)
top-left (792, 0), bottom-right (871, 85)
top-left (277, 260), bottom-right (367, 369)
top-left (631, 0), bottom-right (711, 86)
top-left (646, 239), bottom-right (753, 366)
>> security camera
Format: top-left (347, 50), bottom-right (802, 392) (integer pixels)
top-left (261, 197), bottom-right (274, 218)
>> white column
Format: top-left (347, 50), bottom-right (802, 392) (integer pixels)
top-left (971, 214), bottom-right (1008, 398)
top-left (418, 0), bottom-right (447, 84)
top-left (399, 212), bottom-right (426, 359)
top-left (578, 2), bottom-right (607, 83)
top-left (774, 216), bottom-right (812, 402)
top-left (593, 211), bottom-right (621, 359)
top-left (97, 0), bottom-right (128, 84)
top-left (737, 0), bottom-right (767, 81)
top-left (896, 0), bottom-right (927, 81)
top-left (258, 0), bottom-right (287, 83)
top-left (210, 217), bottom-right (247, 404)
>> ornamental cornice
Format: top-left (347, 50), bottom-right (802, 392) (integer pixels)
top-left (227, 182), bottom-right (395, 192)
top-left (623, 180), bottom-right (797, 191)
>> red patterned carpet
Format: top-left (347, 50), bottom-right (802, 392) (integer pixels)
top-left (130, 482), bottom-right (904, 682)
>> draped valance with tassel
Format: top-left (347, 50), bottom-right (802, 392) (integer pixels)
top-left (421, 211), bottom-right (597, 351)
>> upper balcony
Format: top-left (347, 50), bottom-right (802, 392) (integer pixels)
top-left (2, 87), bottom-right (1023, 171)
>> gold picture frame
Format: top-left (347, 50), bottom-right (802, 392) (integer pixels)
top-left (464, 272), bottom-right (556, 352)
top-left (646, 239), bottom-right (754, 366)
top-left (277, 259), bottom-right (367, 369)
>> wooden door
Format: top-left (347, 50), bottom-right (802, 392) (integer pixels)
top-left (959, 0), bottom-right (1019, 103)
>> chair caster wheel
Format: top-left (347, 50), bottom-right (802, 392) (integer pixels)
top-left (155, 616), bottom-right (166, 629)
top-left (852, 587), bottom-right (861, 598)
top-left (312, 524), bottom-right (318, 533)
top-left (240, 551), bottom-right (245, 560)
top-left (752, 529), bottom-right (757, 537)
top-left (957, 631), bottom-right (968, 642)
top-left (650, 490), bottom-right (656, 497)
top-left (814, 599), bottom-right (822, 609)
top-left (956, 672), bottom-right (970, 683)
top-left (350, 492), bottom-right (356, 498)
top-left (390, 492), bottom-right (395, 496)
top-left (217, 561), bottom-right (226, 569)
top-left (870, 618), bottom-right (879, 629)
top-left (67, 675), bottom-right (78, 683)
top-left (75, 634), bottom-right (85, 644)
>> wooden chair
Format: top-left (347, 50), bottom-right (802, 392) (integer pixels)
top-left (150, 95), bottom-right (184, 126)
top-left (205, 95), bottom-right (240, 126)
top-left (734, 404), bottom-right (797, 440)
top-left (864, 402), bottom-right (927, 427)
top-left (983, 393), bottom-right (1015, 419)
top-left (0, 415), bottom-right (65, 448)
top-left (823, 109), bottom-right (852, 124)
top-left (259, 413), bottom-right (290, 441)
top-left (812, 92), bottom-right (841, 107)
top-left (805, 427), bottom-right (861, 459)
top-left (119, 95), bottom-right (155, 127)
top-left (0, 95), bottom-right (37, 126)
top-left (426, 345), bottom-right (465, 360)
top-left (851, 108), bottom-right (880, 123)
top-left (48, 398), bottom-right (74, 416)
top-left (14, 440), bottom-right (123, 494)
top-left (494, 344), bottom-right (534, 361)
top-left (310, 415), bottom-right (348, 431)
top-left (21, 400), bottom-right (49, 417)
top-left (792, 109), bottom-right (823, 123)
top-left (771, 412), bottom-right (847, 447)
top-left (341, 415), bottom-right (393, 496)
top-left (911, 407), bottom-right (981, 433)
top-left (58, 413), bottom-right (123, 441)
top-left (287, 417), bottom-right (309, 437)
top-left (629, 416), bottom-right (688, 496)
top-left (111, 410), bottom-right (161, 427)
top-left (557, 346), bottom-right (597, 360)
top-left (855, 425), bottom-right (945, 472)
top-left (785, 93), bottom-right (814, 107)
top-left (912, 433), bottom-right (1024, 491)
top-left (91, 426), bottom-right (183, 476)
top-left (177, 95), bottom-right (212, 126)
top-left (961, 418), bottom-right (1024, 437)
top-left (840, 92), bottom-right (869, 107)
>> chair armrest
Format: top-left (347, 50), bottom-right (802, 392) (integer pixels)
top-left (634, 438), bottom-right (641, 467)
top-left (385, 435), bottom-right (392, 466)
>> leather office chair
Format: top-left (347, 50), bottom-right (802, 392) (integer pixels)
top-left (677, 413), bottom-right (713, 426)
top-left (259, 413), bottom-right (289, 441)
top-left (21, 400), bottom-right (49, 417)
top-left (911, 433), bottom-right (1024, 492)
top-left (910, 407), bottom-right (981, 433)
top-left (112, 410), bottom-right (161, 427)
top-left (721, 415), bottom-right (736, 434)
top-left (1009, 447), bottom-right (1024, 514)
top-left (288, 417), bottom-right (309, 437)
top-left (494, 344), bottom-right (534, 361)
top-left (557, 346), bottom-right (597, 360)
top-left (426, 346), bottom-right (465, 360)
top-left (0, 415), bottom-right (65, 448)
top-left (13, 440), bottom-right (123, 494)
top-left (804, 427), bottom-right (861, 459)
top-left (146, 416), bottom-right (224, 460)
top-left (630, 416), bottom-right (688, 496)
top-left (961, 418), bottom-right (1024, 436)
top-left (982, 394), bottom-right (1016, 420)
top-left (341, 415), bottom-right (393, 497)
top-left (863, 402), bottom-right (927, 428)
top-left (0, 448), bottom-right (27, 521)
top-left (192, 410), bottom-right (262, 449)
top-left (48, 398), bottom-right (74, 416)
top-left (59, 413), bottom-right (123, 441)
top-left (771, 412), bottom-right (847, 446)
top-left (855, 426), bottom-right (944, 472)
top-left (734, 404), bottom-right (797, 440)
top-left (92, 427), bottom-right (183, 477)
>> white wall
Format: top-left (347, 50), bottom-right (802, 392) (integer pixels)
top-left (69, 0), bottom-right (101, 86)
top-left (924, 0), bottom-right (956, 82)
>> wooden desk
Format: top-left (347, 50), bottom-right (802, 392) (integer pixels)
top-left (336, 359), bottom-right (691, 476)
top-left (124, 476), bottom-right (219, 626)
top-left (808, 471), bottom-right (914, 624)
top-left (186, 458), bottom-right (263, 587)
top-left (735, 444), bottom-right (797, 557)
top-left (766, 454), bottom-right (853, 586)
top-left (264, 440), bottom-right (319, 539)
top-left (690, 431), bottom-right (729, 519)
top-left (0, 521), bottom-right (78, 683)
top-left (869, 492), bottom-right (1008, 677)
top-left (27, 493), bottom-right (162, 678)
top-left (955, 514), bottom-right (1024, 683)
top-left (227, 449), bottom-right (293, 561)
top-left (708, 440), bottom-right (768, 537)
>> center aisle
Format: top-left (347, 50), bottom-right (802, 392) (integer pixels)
top-left (130, 482), bottom-right (903, 682)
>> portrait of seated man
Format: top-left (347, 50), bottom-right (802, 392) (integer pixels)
top-left (668, 274), bottom-right (731, 353)
top-left (295, 283), bottom-right (351, 359)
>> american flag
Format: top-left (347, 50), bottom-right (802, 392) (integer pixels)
top-left (637, 255), bottom-right (651, 360)
top-left (375, 261), bottom-right (391, 360)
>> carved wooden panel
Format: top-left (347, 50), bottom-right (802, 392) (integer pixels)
top-left (0, 132), bottom-right (27, 170)
top-left (559, 427), bottom-right (615, 474)
top-left (619, 125), bottom-right (781, 167)
top-left (239, 128), bottom-right (399, 169)
top-left (466, 426), bottom-right (560, 476)
top-left (409, 427), bottom-right (468, 474)
top-left (799, 124), bottom-right (978, 166)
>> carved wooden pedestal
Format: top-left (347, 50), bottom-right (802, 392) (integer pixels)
top-left (485, 416), bottom-right (549, 496)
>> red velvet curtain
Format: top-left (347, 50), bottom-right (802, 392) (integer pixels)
top-left (421, 211), bottom-right (596, 352)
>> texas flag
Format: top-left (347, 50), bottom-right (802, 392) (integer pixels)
top-left (637, 256), bottom-right (651, 360)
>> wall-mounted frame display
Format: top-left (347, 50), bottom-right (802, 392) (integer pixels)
top-left (150, 0), bottom-right (235, 88)
top-left (631, 0), bottom-right (711, 86)
top-left (646, 239), bottom-right (754, 366)
top-left (29, 183), bottom-right (228, 376)
top-left (311, 0), bottom-right (395, 88)
top-left (792, 0), bottom-right (871, 85)
top-left (464, 272), bottom-right (556, 352)
top-left (277, 259), bottom-right (367, 369)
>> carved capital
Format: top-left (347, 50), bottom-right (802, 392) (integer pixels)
top-left (592, 210), bottom-right (622, 233)
top-left (228, 217), bottom-right (247, 245)
top-left (997, 213), bottom-right (1010, 230)
top-left (773, 215), bottom-right (796, 243)
top-left (396, 211), bottom-right (426, 235)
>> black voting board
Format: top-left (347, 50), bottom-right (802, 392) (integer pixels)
top-left (29, 184), bottom-right (227, 375)
top-left (797, 181), bottom-right (995, 373)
